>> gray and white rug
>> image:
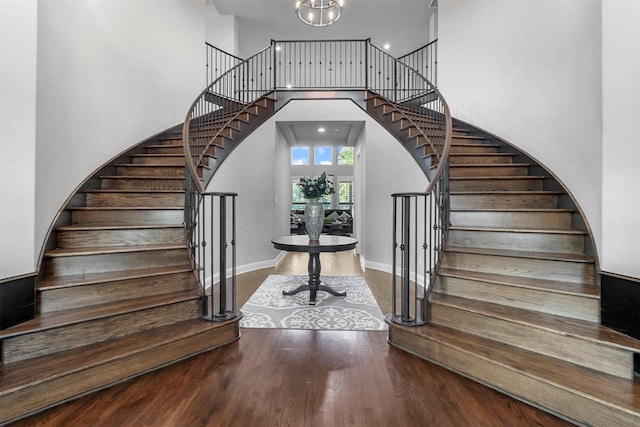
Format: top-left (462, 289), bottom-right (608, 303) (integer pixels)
top-left (240, 275), bottom-right (388, 331)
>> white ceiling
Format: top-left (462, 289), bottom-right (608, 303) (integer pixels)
top-left (277, 120), bottom-right (365, 146)
top-left (211, 0), bottom-right (435, 146)
top-left (211, 0), bottom-right (435, 58)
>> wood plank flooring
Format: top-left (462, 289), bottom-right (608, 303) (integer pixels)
top-left (11, 252), bottom-right (573, 426)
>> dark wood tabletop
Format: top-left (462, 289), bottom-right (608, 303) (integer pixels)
top-left (271, 235), bottom-right (357, 253)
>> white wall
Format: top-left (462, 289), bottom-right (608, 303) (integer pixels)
top-left (211, 99), bottom-right (428, 274)
top-left (0, 0), bottom-right (38, 278)
top-left (439, 0), bottom-right (603, 266)
top-left (601, 0), bottom-right (640, 278)
top-left (205, 1), bottom-right (238, 55)
top-left (34, 0), bottom-right (206, 269)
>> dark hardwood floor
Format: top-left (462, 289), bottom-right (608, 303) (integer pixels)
top-left (11, 252), bottom-right (573, 426)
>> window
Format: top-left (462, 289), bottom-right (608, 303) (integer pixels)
top-left (338, 180), bottom-right (354, 209)
top-left (291, 179), bottom-right (332, 210)
top-left (291, 180), bottom-right (306, 210)
top-left (314, 146), bottom-right (332, 165)
top-left (337, 146), bottom-right (354, 165)
top-left (291, 146), bottom-right (309, 165)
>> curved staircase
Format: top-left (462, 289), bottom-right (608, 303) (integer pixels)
top-left (377, 114), bottom-right (640, 425)
top-left (2, 36), bottom-right (638, 425)
top-left (0, 97), bottom-right (274, 424)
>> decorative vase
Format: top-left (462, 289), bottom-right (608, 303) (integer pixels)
top-left (304, 198), bottom-right (324, 241)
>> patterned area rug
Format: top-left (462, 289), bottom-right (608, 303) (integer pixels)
top-left (240, 275), bottom-right (388, 331)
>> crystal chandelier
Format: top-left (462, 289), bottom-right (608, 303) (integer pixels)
top-left (295, 0), bottom-right (344, 27)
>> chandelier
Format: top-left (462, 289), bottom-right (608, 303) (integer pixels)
top-left (295, 0), bottom-right (344, 27)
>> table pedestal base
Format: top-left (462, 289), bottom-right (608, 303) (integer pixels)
top-left (282, 251), bottom-right (347, 305)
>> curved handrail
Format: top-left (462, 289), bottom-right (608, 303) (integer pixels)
top-left (182, 39), bottom-right (451, 326)
top-left (367, 44), bottom-right (452, 326)
top-left (368, 43), bottom-right (452, 193)
top-left (183, 44), bottom-right (273, 194)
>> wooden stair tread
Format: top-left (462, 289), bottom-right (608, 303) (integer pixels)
top-left (0, 290), bottom-right (200, 339)
top-left (0, 319), bottom-right (229, 395)
top-left (445, 245), bottom-right (594, 263)
top-left (85, 189), bottom-right (184, 194)
top-left (451, 208), bottom-right (573, 212)
top-left (393, 323), bottom-right (640, 412)
top-left (449, 153), bottom-right (513, 157)
top-left (56, 223), bottom-right (184, 231)
top-left (448, 142), bottom-right (499, 147)
top-left (449, 225), bottom-right (585, 234)
top-left (450, 135), bottom-right (485, 140)
top-left (130, 154), bottom-right (185, 157)
top-left (98, 175), bottom-right (185, 180)
top-left (450, 176), bottom-right (545, 180)
top-left (114, 163), bottom-right (190, 167)
top-left (430, 294), bottom-right (640, 351)
top-left (438, 267), bottom-right (599, 297)
top-left (38, 265), bottom-right (193, 290)
top-left (69, 206), bottom-right (183, 211)
top-left (450, 163), bottom-right (530, 167)
top-left (46, 243), bottom-right (187, 257)
top-left (451, 190), bottom-right (561, 195)
top-left (146, 143), bottom-right (182, 148)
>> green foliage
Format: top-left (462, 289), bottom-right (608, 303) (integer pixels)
top-left (296, 171), bottom-right (335, 200)
top-left (338, 146), bottom-right (354, 165)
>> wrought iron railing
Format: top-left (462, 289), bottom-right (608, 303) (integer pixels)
top-left (398, 39), bottom-right (438, 87)
top-left (184, 188), bottom-right (238, 321)
top-left (183, 39), bottom-right (449, 325)
top-left (370, 42), bottom-right (451, 327)
top-left (206, 42), bottom-right (243, 87)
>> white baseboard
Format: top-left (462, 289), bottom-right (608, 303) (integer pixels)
top-left (360, 256), bottom-right (392, 274)
top-left (204, 256), bottom-right (280, 289)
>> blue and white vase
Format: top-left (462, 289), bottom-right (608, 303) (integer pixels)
top-left (304, 198), bottom-right (324, 241)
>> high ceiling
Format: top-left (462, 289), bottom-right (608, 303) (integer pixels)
top-left (211, 0), bottom-right (436, 146)
top-left (211, 0), bottom-right (435, 58)
top-left (277, 121), bottom-right (365, 146)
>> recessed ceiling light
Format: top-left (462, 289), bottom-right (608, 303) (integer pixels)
top-left (286, 83), bottom-right (293, 89)
top-left (384, 43), bottom-right (390, 50)
top-left (318, 127), bottom-right (326, 133)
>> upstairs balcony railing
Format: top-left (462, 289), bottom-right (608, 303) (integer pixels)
top-left (183, 39), bottom-right (450, 325)
top-left (205, 42), bottom-right (243, 87)
top-left (398, 39), bottom-right (438, 88)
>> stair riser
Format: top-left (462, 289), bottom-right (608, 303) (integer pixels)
top-left (0, 321), bottom-right (240, 425)
top-left (430, 303), bottom-right (634, 379)
top-left (435, 276), bottom-right (598, 322)
top-left (450, 210), bottom-right (572, 229)
top-left (39, 271), bottom-right (197, 312)
top-left (71, 209), bottom-right (183, 225)
top-left (2, 299), bottom-right (201, 364)
top-left (450, 155), bottom-right (513, 165)
top-left (451, 193), bottom-right (558, 209)
top-left (450, 178), bottom-right (544, 192)
top-left (115, 166), bottom-right (186, 177)
top-left (45, 248), bottom-right (191, 276)
top-left (57, 228), bottom-right (185, 248)
top-left (85, 193), bottom-right (184, 208)
top-left (447, 145), bottom-right (499, 154)
top-left (100, 178), bottom-right (185, 191)
top-left (447, 229), bottom-right (584, 254)
top-left (146, 146), bottom-right (184, 155)
top-left (450, 165), bottom-right (529, 177)
top-left (423, 129), bottom-right (469, 137)
top-left (388, 326), bottom-right (640, 427)
top-left (442, 251), bottom-right (594, 284)
top-left (131, 156), bottom-right (185, 165)
top-left (155, 138), bottom-right (182, 146)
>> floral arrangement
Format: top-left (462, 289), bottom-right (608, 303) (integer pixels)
top-left (297, 171), bottom-right (335, 200)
